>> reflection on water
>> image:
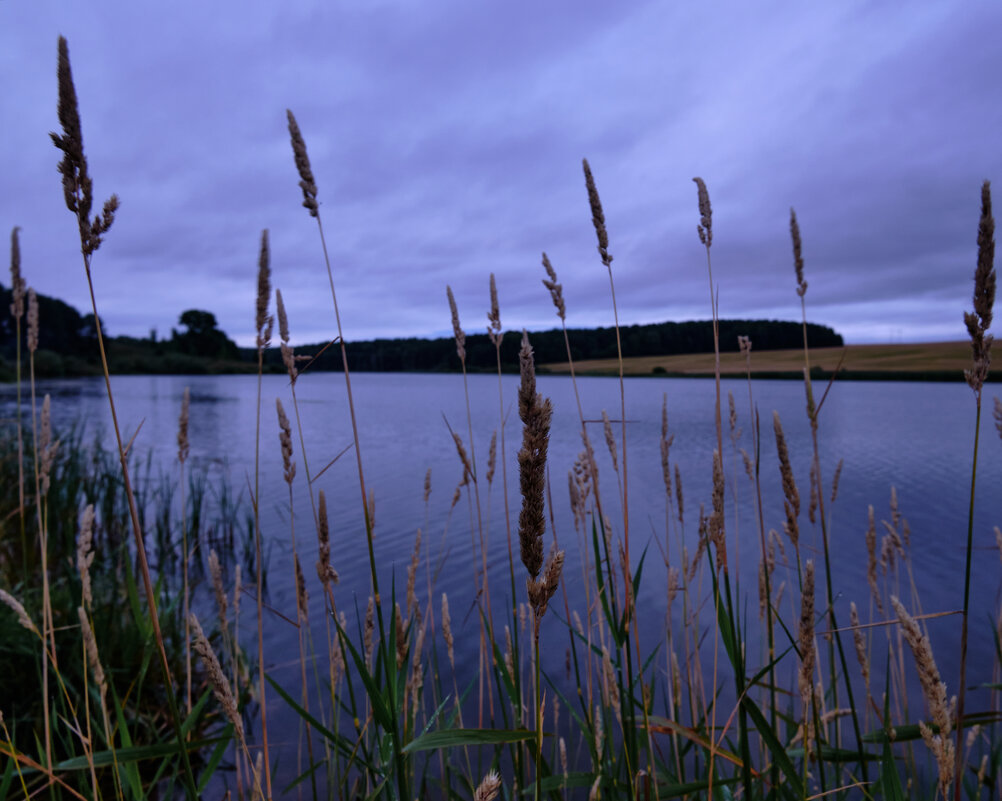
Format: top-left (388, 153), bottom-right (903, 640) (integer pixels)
top-left (5, 372), bottom-right (1000, 788)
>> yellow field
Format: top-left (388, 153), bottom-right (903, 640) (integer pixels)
top-left (541, 340), bottom-right (975, 376)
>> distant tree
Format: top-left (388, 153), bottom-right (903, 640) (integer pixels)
top-left (78, 312), bottom-right (105, 346)
top-left (172, 309), bottom-right (238, 360)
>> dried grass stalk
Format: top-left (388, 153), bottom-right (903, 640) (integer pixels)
top-left (541, 252), bottom-right (566, 320)
top-left (450, 429), bottom-right (474, 483)
top-left (189, 614), bottom-right (243, 741)
top-left (516, 330), bottom-right (552, 581)
top-left (9, 227), bottom-right (24, 320)
top-left (286, 109), bottom-right (319, 217)
top-left (27, 288), bottom-right (38, 353)
top-left (850, 601), bottom-right (870, 691)
top-left (276, 289), bottom-right (298, 381)
top-left (693, 177), bottom-right (713, 247)
top-left (276, 398), bottom-right (296, 485)
top-left (38, 395), bottom-right (57, 496)
top-left (583, 159), bottom-right (613, 267)
top-left (601, 410), bottom-right (617, 472)
top-left (486, 431), bottom-right (497, 485)
top-left (208, 549), bottom-right (230, 640)
top-left (487, 273), bottom-right (502, 345)
top-left (0, 589), bottom-right (39, 636)
top-left (177, 387), bottom-right (190, 464)
top-left (364, 596), bottom-right (375, 669)
top-left (709, 449), bottom-right (726, 571)
top-left (773, 411), bottom-right (800, 549)
top-left (294, 554), bottom-right (308, 622)
top-left (864, 505), bottom-right (882, 612)
top-left (790, 209), bottom-right (808, 298)
top-left (474, 770), bottom-right (502, 801)
top-left (830, 458), bottom-right (844, 503)
top-left (394, 602), bottom-right (406, 668)
top-left (446, 285), bottom-right (465, 362)
top-left (674, 463), bottom-right (684, 527)
top-left (440, 592), bottom-right (454, 668)
top-left (77, 504), bottom-right (95, 608)
top-left (77, 606), bottom-right (107, 701)
top-left (51, 37), bottom-right (118, 256)
top-left (315, 490), bottom-right (338, 590)
top-left (255, 230), bottom-right (272, 350)
top-left (660, 395), bottom-right (673, 495)
top-left (798, 560), bottom-right (816, 711)
top-left (964, 181), bottom-right (996, 392)
top-left (406, 529), bottom-right (421, 619)
top-left (891, 595), bottom-right (954, 796)
top-left (891, 596), bottom-right (951, 735)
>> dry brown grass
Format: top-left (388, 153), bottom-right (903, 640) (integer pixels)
top-left (543, 340), bottom-right (977, 377)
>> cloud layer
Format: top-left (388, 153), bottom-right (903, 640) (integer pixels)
top-left (2, 1), bottom-right (1000, 347)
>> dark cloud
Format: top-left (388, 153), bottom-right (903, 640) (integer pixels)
top-left (2, 0), bottom-right (1000, 349)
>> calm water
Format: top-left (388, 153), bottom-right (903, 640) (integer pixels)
top-left (6, 371), bottom-right (1001, 790)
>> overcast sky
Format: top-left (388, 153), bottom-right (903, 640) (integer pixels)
top-left (2, 1), bottom-right (1000, 347)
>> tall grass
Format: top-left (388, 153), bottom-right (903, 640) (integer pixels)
top-left (1, 35), bottom-right (1000, 801)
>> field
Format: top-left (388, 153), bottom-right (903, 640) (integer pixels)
top-left (543, 340), bottom-right (980, 378)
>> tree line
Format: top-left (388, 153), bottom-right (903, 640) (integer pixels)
top-left (0, 282), bottom-right (842, 378)
top-left (262, 318), bottom-right (844, 374)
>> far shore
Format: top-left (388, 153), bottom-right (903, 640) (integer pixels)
top-left (540, 340), bottom-right (996, 382)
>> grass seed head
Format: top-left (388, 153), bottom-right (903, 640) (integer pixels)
top-left (487, 272), bottom-right (502, 345)
top-left (541, 252), bottom-right (566, 320)
top-left (77, 504), bottom-right (95, 607)
top-left (798, 560), bottom-right (816, 711)
top-left (27, 288), bottom-right (38, 353)
top-left (9, 227), bottom-right (24, 320)
top-left (286, 109), bottom-right (319, 217)
top-left (189, 613), bottom-right (243, 741)
top-left (276, 398), bottom-right (295, 484)
top-left (51, 38), bottom-right (118, 256)
top-left (583, 159), bottom-right (613, 267)
top-left (790, 208), bottom-right (808, 297)
top-left (177, 387), bottom-right (190, 464)
top-left (693, 177), bottom-right (713, 248)
top-left (516, 330), bottom-right (552, 580)
top-left (773, 411), bottom-right (800, 549)
top-left (78, 606), bottom-right (107, 701)
top-left (441, 592), bottom-right (454, 667)
top-left (965, 180), bottom-right (996, 392)
top-left (255, 229), bottom-right (271, 348)
top-left (446, 285), bottom-right (466, 362)
top-left (0, 589), bottom-right (39, 636)
top-left (208, 549), bottom-right (230, 638)
top-left (474, 771), bottom-right (502, 801)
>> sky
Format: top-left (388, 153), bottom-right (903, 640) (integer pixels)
top-left (2, 1), bottom-right (1000, 348)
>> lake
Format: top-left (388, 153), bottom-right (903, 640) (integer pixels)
top-left (6, 370), bottom-right (1001, 792)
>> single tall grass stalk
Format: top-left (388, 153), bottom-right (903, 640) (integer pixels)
top-left (49, 35), bottom-right (198, 799)
top-left (178, 386), bottom-right (191, 717)
top-left (252, 228), bottom-right (274, 799)
top-left (790, 207), bottom-right (870, 786)
top-left (287, 108), bottom-right (409, 801)
top-left (954, 180), bottom-right (995, 801)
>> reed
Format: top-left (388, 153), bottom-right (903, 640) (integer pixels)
top-left (954, 180), bottom-right (996, 801)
